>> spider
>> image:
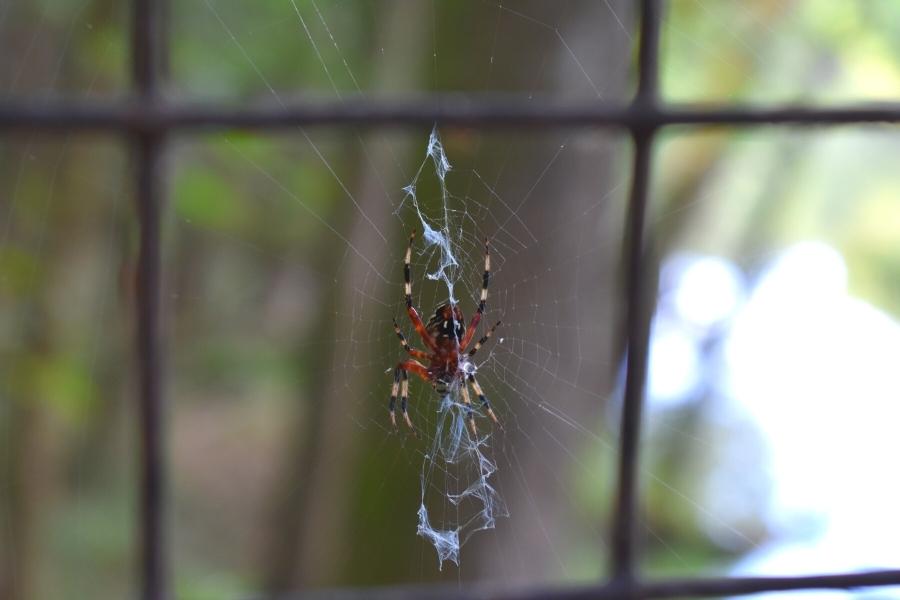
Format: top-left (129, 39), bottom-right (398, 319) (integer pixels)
top-left (390, 231), bottom-right (501, 436)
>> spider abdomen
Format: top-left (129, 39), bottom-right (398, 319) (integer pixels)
top-left (428, 340), bottom-right (461, 394)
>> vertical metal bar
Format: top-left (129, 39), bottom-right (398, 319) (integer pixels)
top-left (133, 0), bottom-right (166, 599)
top-left (634, 0), bottom-right (660, 102)
top-left (610, 0), bottom-right (661, 585)
top-left (135, 132), bottom-right (165, 600)
top-left (133, 0), bottom-right (161, 96)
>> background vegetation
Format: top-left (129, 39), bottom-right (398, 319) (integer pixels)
top-left (1, 1), bottom-right (899, 599)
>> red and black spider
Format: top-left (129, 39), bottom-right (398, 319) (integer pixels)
top-left (390, 231), bottom-right (501, 436)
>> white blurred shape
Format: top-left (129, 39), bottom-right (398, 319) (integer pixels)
top-left (648, 253), bottom-right (746, 411)
top-left (648, 319), bottom-right (701, 408)
top-left (720, 242), bottom-right (900, 596)
top-left (668, 254), bottom-right (745, 329)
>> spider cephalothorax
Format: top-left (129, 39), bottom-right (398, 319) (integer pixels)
top-left (390, 232), bottom-right (501, 436)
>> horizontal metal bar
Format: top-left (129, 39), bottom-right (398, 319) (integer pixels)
top-left (639, 570), bottom-right (900, 599)
top-left (1, 97), bottom-right (899, 132)
top-left (279, 569), bottom-right (900, 600)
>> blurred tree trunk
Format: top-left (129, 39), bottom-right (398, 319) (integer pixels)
top-left (1, 184), bottom-right (71, 600)
top-left (475, 0), bottom-right (633, 583)
top-left (263, 0), bottom-right (430, 591)
top-left (2, 393), bottom-right (48, 600)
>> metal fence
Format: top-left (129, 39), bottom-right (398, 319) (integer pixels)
top-left (2, 1), bottom-right (900, 599)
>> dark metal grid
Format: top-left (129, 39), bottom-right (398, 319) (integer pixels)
top-left (1, 1), bottom-right (898, 599)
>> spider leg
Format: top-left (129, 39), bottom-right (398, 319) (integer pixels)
top-left (467, 320), bottom-right (501, 358)
top-left (393, 318), bottom-right (431, 360)
top-left (460, 381), bottom-right (477, 436)
top-left (403, 231), bottom-right (439, 352)
top-left (467, 373), bottom-right (499, 426)
top-left (389, 359), bottom-right (429, 433)
top-left (460, 238), bottom-right (490, 350)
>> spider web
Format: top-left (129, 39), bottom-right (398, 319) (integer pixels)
top-left (398, 128), bottom-right (509, 568)
top-left (192, 1), bottom-right (640, 579)
top-left (252, 2), bottom-right (636, 578)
